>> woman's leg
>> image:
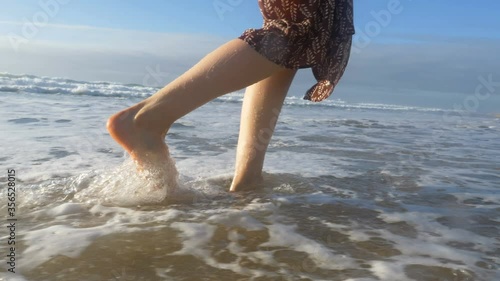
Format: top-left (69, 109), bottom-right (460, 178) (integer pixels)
top-left (107, 39), bottom-right (284, 167)
top-left (230, 68), bottom-right (297, 191)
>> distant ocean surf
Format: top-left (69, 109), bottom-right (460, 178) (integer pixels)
top-left (0, 73), bottom-right (498, 281)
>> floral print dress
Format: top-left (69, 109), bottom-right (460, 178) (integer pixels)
top-left (239, 0), bottom-right (355, 102)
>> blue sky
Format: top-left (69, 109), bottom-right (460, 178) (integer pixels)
top-left (1, 0), bottom-right (499, 110)
top-left (2, 0), bottom-right (499, 38)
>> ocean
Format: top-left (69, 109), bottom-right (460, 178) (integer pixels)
top-left (0, 73), bottom-right (499, 281)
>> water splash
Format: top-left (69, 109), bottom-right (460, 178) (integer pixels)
top-left (73, 157), bottom-right (178, 206)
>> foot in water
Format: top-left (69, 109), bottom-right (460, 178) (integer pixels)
top-left (107, 103), bottom-right (178, 189)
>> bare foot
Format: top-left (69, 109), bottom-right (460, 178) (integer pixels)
top-left (108, 104), bottom-right (161, 159)
top-left (107, 103), bottom-right (172, 172)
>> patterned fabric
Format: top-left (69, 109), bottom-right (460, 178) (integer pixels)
top-left (239, 0), bottom-right (354, 102)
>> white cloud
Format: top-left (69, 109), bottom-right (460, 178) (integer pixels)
top-left (1, 22), bottom-right (499, 98)
top-left (0, 22), bottom-right (228, 85)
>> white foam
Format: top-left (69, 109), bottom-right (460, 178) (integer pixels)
top-left (0, 274), bottom-right (29, 281)
top-left (0, 73), bottom-right (157, 98)
top-left (45, 203), bottom-right (88, 217)
top-left (318, 210), bottom-right (498, 280)
top-left (73, 157), bottom-right (178, 206)
top-left (261, 223), bottom-right (355, 270)
top-left (454, 192), bottom-right (500, 207)
top-left (21, 224), bottom-right (113, 271)
top-left (2, 72), bottom-right (499, 279)
top-left (0, 73), bottom-right (453, 113)
top-left (378, 211), bottom-right (495, 256)
top-left (370, 261), bottom-right (413, 281)
top-left (20, 204), bottom-right (185, 272)
top-left (170, 222), bottom-right (216, 258)
top-left (207, 211), bottom-right (266, 231)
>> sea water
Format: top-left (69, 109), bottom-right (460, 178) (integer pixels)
top-left (0, 73), bottom-right (499, 281)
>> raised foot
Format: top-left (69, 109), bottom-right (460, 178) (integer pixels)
top-left (107, 104), bottom-right (178, 190)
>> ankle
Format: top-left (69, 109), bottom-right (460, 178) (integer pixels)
top-left (133, 102), bottom-right (172, 136)
top-left (230, 173), bottom-right (264, 192)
